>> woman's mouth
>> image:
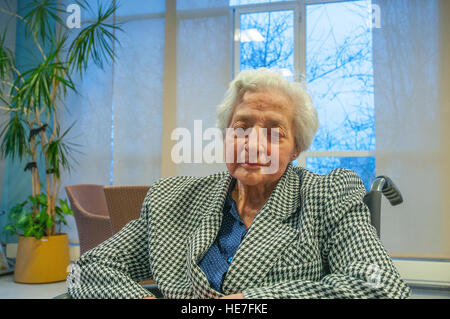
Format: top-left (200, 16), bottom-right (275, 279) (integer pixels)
top-left (241, 162), bottom-right (270, 169)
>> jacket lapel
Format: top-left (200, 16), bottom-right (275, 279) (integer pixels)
top-left (221, 163), bottom-right (303, 294)
top-left (186, 171), bottom-right (232, 298)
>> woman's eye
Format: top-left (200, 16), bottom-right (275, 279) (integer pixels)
top-left (233, 125), bottom-right (248, 131)
top-left (269, 128), bottom-right (282, 137)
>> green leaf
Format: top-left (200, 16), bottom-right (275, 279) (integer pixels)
top-left (60, 200), bottom-right (72, 215)
top-left (0, 28), bottom-right (14, 81)
top-left (28, 195), bottom-right (38, 207)
top-left (56, 212), bottom-right (67, 225)
top-left (0, 115), bottom-right (28, 161)
top-left (55, 205), bottom-right (63, 214)
top-left (34, 228), bottom-right (44, 240)
top-left (36, 193), bottom-right (48, 207)
top-left (3, 224), bottom-right (16, 235)
top-left (17, 214), bottom-right (30, 229)
top-left (67, 0), bottom-right (122, 74)
top-left (8, 201), bottom-right (28, 221)
top-left (38, 208), bottom-right (49, 224)
top-left (54, 198), bottom-right (72, 226)
top-left (11, 38), bottom-right (74, 113)
top-left (46, 121), bottom-right (81, 177)
top-left (22, 0), bottom-right (63, 45)
top-left (23, 227), bottom-right (34, 237)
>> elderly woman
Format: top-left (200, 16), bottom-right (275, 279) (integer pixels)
top-left (67, 68), bottom-right (410, 299)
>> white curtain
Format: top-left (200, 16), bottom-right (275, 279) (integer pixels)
top-left (373, 0), bottom-right (449, 258)
top-left (175, 0), bottom-right (231, 176)
top-left (60, 0), bottom-right (166, 243)
top-left (112, 6), bottom-right (165, 185)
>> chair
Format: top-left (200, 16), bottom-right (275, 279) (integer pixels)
top-left (56, 176), bottom-right (403, 299)
top-left (103, 185), bottom-right (151, 235)
top-left (65, 184), bottom-right (113, 255)
top-left (102, 186), bottom-right (155, 288)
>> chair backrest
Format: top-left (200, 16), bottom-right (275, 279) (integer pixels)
top-left (103, 185), bottom-right (151, 234)
top-left (65, 184), bottom-right (113, 254)
top-left (65, 184), bottom-right (109, 216)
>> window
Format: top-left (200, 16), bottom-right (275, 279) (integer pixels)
top-left (239, 10), bottom-right (295, 79)
top-left (233, 1), bottom-right (300, 80)
top-left (231, 0), bottom-right (375, 190)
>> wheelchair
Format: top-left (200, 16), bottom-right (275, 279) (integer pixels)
top-left (54, 175), bottom-right (403, 299)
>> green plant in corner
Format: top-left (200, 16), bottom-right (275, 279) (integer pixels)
top-left (4, 194), bottom-right (73, 240)
top-left (0, 0), bottom-right (121, 239)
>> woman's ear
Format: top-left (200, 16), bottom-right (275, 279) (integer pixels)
top-left (292, 147), bottom-right (301, 159)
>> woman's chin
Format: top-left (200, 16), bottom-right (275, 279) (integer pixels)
top-left (233, 166), bottom-right (267, 184)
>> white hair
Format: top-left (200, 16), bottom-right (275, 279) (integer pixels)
top-left (216, 68), bottom-right (319, 152)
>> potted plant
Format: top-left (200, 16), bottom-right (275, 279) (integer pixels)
top-left (3, 194), bottom-right (74, 283)
top-left (0, 0), bottom-right (121, 283)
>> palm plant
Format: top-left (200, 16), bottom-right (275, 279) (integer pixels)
top-left (0, 0), bottom-right (121, 238)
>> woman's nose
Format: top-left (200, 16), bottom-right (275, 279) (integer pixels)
top-left (245, 127), bottom-right (268, 161)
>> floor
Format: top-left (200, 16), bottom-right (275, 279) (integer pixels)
top-left (0, 273), bottom-right (67, 299)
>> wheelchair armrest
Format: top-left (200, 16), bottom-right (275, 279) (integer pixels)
top-left (370, 175), bottom-right (403, 206)
top-left (364, 175), bottom-right (404, 238)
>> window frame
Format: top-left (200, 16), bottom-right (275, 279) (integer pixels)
top-left (230, 0), bottom-right (376, 170)
top-left (231, 1), bottom-right (303, 81)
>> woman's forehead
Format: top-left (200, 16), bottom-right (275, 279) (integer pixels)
top-left (243, 87), bottom-right (291, 102)
top-left (234, 90), bottom-right (293, 118)
top-left (231, 109), bottom-right (289, 127)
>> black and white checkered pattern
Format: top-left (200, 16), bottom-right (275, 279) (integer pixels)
top-left (67, 163), bottom-right (411, 299)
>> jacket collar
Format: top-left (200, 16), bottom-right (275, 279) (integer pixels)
top-left (204, 162), bottom-right (302, 221)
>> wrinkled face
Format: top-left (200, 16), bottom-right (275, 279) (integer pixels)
top-left (224, 89), bottom-right (300, 186)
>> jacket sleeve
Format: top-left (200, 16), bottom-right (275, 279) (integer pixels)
top-left (242, 169), bottom-right (411, 299)
top-left (67, 188), bottom-right (155, 299)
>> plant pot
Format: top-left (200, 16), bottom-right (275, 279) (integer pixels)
top-left (14, 233), bottom-right (70, 284)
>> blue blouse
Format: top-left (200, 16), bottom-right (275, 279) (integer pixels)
top-left (198, 178), bottom-right (258, 293)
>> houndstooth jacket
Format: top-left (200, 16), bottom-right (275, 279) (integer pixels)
top-left (67, 163), bottom-right (411, 299)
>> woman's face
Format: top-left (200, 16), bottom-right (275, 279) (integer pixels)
top-left (224, 88), bottom-right (300, 186)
